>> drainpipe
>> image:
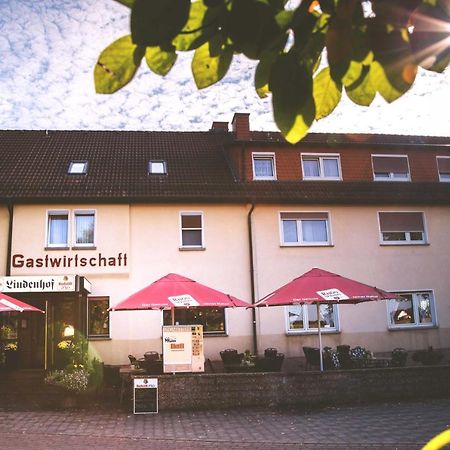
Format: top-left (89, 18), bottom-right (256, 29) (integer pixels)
top-left (247, 202), bottom-right (258, 355)
top-left (6, 204), bottom-right (14, 276)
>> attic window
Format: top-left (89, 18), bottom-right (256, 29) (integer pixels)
top-left (68, 161), bottom-right (88, 175)
top-left (149, 160), bottom-right (167, 175)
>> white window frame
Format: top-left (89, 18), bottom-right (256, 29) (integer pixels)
top-left (46, 210), bottom-right (70, 248)
top-left (387, 290), bottom-right (437, 330)
top-left (378, 211), bottom-right (428, 245)
top-left (437, 156), bottom-right (450, 182)
top-left (179, 212), bottom-right (204, 249)
top-left (301, 153), bottom-right (342, 180)
top-left (279, 211), bottom-right (332, 246)
top-left (252, 152), bottom-right (277, 180)
top-left (148, 160), bottom-right (167, 175)
top-left (285, 304), bottom-right (340, 334)
top-left (372, 154), bottom-right (411, 181)
top-left (73, 210), bottom-right (96, 248)
top-left (68, 160), bottom-right (88, 175)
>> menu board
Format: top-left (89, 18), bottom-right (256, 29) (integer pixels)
top-left (133, 377), bottom-right (158, 414)
top-left (162, 325), bottom-right (204, 373)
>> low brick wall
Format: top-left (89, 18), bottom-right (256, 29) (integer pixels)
top-left (155, 365), bottom-right (450, 411)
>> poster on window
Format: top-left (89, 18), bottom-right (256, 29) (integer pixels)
top-left (162, 325), bottom-right (204, 373)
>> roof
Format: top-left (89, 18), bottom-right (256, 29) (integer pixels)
top-left (0, 129), bottom-right (449, 205)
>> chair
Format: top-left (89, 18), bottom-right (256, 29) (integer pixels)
top-left (256, 349), bottom-right (285, 372)
top-left (144, 351), bottom-right (160, 362)
top-left (220, 349), bottom-right (244, 372)
top-left (303, 346), bottom-right (321, 370)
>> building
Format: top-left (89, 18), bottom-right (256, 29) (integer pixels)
top-left (1, 113), bottom-right (449, 369)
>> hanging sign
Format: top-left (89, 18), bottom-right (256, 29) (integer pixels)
top-left (168, 294), bottom-right (200, 307)
top-left (0, 275), bottom-right (77, 293)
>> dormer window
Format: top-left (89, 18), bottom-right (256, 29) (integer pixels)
top-left (437, 156), bottom-right (450, 182)
top-left (372, 155), bottom-right (410, 181)
top-left (301, 153), bottom-right (341, 180)
top-left (149, 160), bottom-right (167, 175)
top-left (68, 160), bottom-right (88, 175)
top-left (252, 153), bottom-right (276, 180)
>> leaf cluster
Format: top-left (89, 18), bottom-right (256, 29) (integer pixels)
top-left (94, 0), bottom-right (450, 143)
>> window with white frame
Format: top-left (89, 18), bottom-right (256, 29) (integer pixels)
top-left (47, 211), bottom-right (69, 247)
top-left (280, 212), bottom-right (331, 246)
top-left (372, 155), bottom-right (410, 181)
top-left (437, 156), bottom-right (450, 182)
top-left (378, 212), bottom-right (427, 244)
top-left (74, 211), bottom-right (95, 247)
top-left (252, 153), bottom-right (276, 180)
top-left (88, 296), bottom-right (110, 338)
top-left (287, 304), bottom-right (338, 333)
top-left (388, 291), bottom-right (436, 328)
top-left (148, 160), bottom-right (167, 175)
top-left (301, 154), bottom-right (341, 180)
top-left (180, 213), bottom-right (203, 248)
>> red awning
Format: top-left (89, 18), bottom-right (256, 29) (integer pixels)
top-left (0, 293), bottom-right (45, 313)
top-left (111, 273), bottom-right (249, 311)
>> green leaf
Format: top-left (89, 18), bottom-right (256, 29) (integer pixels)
top-left (269, 52), bottom-right (315, 143)
top-left (112, 0), bottom-right (135, 7)
top-left (94, 35), bottom-right (145, 94)
top-left (345, 65), bottom-right (376, 106)
top-left (192, 37), bottom-right (233, 89)
top-left (173, 1), bottom-right (220, 51)
top-left (369, 61), bottom-right (404, 103)
top-left (341, 60), bottom-right (363, 87)
top-left (145, 47), bottom-right (177, 76)
top-left (131, 0), bottom-right (191, 47)
top-left (313, 67), bottom-right (342, 120)
top-left (255, 52), bottom-right (277, 98)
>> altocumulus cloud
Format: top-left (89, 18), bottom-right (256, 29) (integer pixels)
top-left (0, 0), bottom-right (449, 135)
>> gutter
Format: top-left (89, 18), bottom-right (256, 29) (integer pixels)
top-left (6, 204), bottom-right (13, 276)
top-left (247, 202), bottom-right (258, 355)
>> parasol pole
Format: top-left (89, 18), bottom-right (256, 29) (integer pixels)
top-left (171, 308), bottom-right (175, 326)
top-left (317, 303), bottom-right (324, 371)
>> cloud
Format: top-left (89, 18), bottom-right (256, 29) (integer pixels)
top-left (0, 0), bottom-right (449, 136)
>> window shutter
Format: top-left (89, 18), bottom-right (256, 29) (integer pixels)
top-left (373, 156), bottom-right (409, 172)
top-left (379, 212), bottom-right (424, 232)
top-left (281, 212), bottom-right (328, 220)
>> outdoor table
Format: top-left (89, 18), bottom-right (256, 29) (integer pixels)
top-left (364, 357), bottom-right (392, 368)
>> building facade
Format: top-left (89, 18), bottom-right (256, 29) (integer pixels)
top-left (1, 113), bottom-right (449, 369)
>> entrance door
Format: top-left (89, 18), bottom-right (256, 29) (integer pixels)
top-left (17, 299), bottom-right (46, 369)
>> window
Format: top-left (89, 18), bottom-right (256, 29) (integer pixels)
top-left (388, 291), bottom-right (436, 329)
top-left (163, 308), bottom-right (226, 334)
top-left (301, 154), bottom-right (341, 180)
top-left (88, 297), bottom-right (110, 338)
top-left (74, 211), bottom-right (95, 247)
top-left (68, 160), bottom-right (88, 175)
top-left (180, 213), bottom-right (203, 248)
top-left (280, 212), bottom-right (331, 246)
top-left (437, 157), bottom-right (450, 182)
top-left (252, 153), bottom-right (276, 180)
top-left (47, 212), bottom-right (69, 247)
top-left (148, 160), bottom-right (167, 175)
top-left (287, 304), bottom-right (338, 333)
top-left (378, 212), bottom-right (427, 244)
top-left (372, 155), bottom-right (410, 181)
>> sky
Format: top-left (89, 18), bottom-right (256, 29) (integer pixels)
top-left (0, 0), bottom-right (449, 136)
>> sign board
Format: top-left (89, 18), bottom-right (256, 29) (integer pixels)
top-left (168, 294), bottom-right (200, 307)
top-left (316, 288), bottom-right (349, 301)
top-left (133, 377), bottom-right (158, 414)
top-left (0, 275), bottom-right (77, 293)
top-left (162, 325), bottom-right (204, 373)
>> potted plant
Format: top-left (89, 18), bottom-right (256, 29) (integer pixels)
top-left (391, 348), bottom-right (408, 367)
top-left (4, 342), bottom-right (19, 369)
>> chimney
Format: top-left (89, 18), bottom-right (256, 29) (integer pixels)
top-left (210, 121), bottom-right (229, 132)
top-left (232, 113), bottom-right (251, 140)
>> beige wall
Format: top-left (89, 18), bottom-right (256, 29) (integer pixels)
top-left (252, 204), bottom-right (450, 356)
top-left (6, 201), bottom-right (450, 364)
top-left (0, 206), bottom-right (9, 275)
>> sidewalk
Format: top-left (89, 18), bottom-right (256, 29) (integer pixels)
top-left (0, 398), bottom-right (449, 449)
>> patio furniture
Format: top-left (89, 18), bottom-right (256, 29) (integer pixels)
top-left (220, 349), bottom-right (244, 372)
top-left (256, 348), bottom-right (284, 372)
top-left (303, 346), bottom-right (321, 370)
